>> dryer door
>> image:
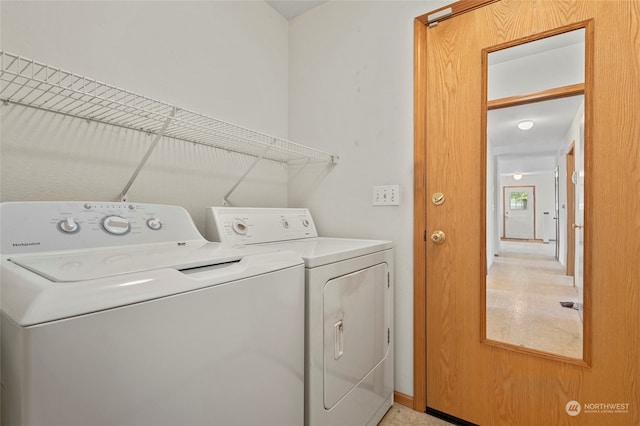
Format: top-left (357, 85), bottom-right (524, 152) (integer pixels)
top-left (323, 262), bottom-right (389, 409)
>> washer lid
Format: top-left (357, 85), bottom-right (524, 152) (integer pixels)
top-left (259, 237), bottom-right (393, 268)
top-left (8, 241), bottom-right (268, 282)
top-left (2, 246), bottom-right (303, 327)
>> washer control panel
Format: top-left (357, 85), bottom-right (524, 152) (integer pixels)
top-left (205, 207), bottom-right (318, 244)
top-left (1, 201), bottom-right (203, 254)
top-left (102, 215), bottom-right (132, 235)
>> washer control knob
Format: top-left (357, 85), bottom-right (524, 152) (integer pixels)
top-left (59, 217), bottom-right (79, 233)
top-left (232, 219), bottom-right (248, 235)
top-left (103, 216), bottom-right (131, 235)
top-left (302, 219), bottom-right (310, 227)
top-left (282, 220), bottom-right (289, 229)
top-left (146, 218), bottom-right (162, 230)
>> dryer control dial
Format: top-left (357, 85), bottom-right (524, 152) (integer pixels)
top-left (232, 219), bottom-right (248, 235)
top-left (102, 215), bottom-right (131, 235)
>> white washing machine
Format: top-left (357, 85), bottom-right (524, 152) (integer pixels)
top-left (205, 207), bottom-right (394, 426)
top-left (1, 201), bottom-right (304, 426)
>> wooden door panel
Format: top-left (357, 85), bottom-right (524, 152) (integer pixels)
top-left (424, 7), bottom-right (486, 423)
top-left (417, 1), bottom-right (640, 425)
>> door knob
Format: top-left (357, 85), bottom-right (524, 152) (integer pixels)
top-left (571, 223), bottom-right (583, 229)
top-left (430, 230), bottom-right (446, 244)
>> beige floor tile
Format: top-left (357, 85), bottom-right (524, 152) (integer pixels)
top-left (485, 243), bottom-right (583, 358)
top-left (378, 404), bottom-right (455, 426)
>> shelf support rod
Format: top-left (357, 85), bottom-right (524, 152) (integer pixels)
top-left (222, 140), bottom-right (275, 206)
top-left (120, 107), bottom-right (176, 202)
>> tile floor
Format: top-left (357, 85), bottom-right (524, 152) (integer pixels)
top-left (486, 241), bottom-right (583, 358)
top-left (378, 404), bottom-right (454, 426)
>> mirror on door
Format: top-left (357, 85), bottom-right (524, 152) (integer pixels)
top-left (483, 27), bottom-right (587, 360)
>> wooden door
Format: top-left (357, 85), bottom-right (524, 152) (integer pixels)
top-left (566, 144), bottom-right (576, 277)
top-left (414, 1), bottom-right (640, 425)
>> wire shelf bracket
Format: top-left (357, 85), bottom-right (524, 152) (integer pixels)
top-left (120, 107), bottom-right (176, 202)
top-left (0, 51), bottom-right (338, 202)
top-left (222, 139), bottom-right (277, 206)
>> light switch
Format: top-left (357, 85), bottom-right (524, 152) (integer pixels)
top-left (373, 185), bottom-right (400, 206)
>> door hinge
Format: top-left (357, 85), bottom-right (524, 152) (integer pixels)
top-left (424, 230), bottom-right (427, 242)
top-left (387, 328), bottom-right (390, 344)
top-left (387, 272), bottom-right (390, 288)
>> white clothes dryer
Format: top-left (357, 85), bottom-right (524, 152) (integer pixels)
top-left (205, 207), bottom-right (394, 426)
top-left (1, 201), bottom-right (304, 426)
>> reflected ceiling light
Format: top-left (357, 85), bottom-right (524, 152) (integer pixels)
top-left (513, 173), bottom-right (524, 181)
top-left (517, 120), bottom-right (534, 130)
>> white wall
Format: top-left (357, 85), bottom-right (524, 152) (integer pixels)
top-left (2, 0), bottom-right (451, 400)
top-left (288, 0), bottom-right (448, 397)
top-left (1, 1), bottom-right (290, 231)
top-left (488, 36), bottom-right (585, 100)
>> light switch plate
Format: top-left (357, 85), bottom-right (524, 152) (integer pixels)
top-left (373, 185), bottom-right (400, 206)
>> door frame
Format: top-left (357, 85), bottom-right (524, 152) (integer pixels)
top-left (566, 142), bottom-right (576, 280)
top-left (412, 10), bottom-right (428, 412)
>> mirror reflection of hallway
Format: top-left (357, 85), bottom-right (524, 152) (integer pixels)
top-left (484, 27), bottom-right (586, 360)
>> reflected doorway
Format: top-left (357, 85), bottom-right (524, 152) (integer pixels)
top-left (503, 185), bottom-right (535, 240)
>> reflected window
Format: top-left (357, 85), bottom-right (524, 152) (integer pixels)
top-left (509, 192), bottom-right (528, 209)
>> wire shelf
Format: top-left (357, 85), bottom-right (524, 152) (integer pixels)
top-left (0, 51), bottom-right (338, 165)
